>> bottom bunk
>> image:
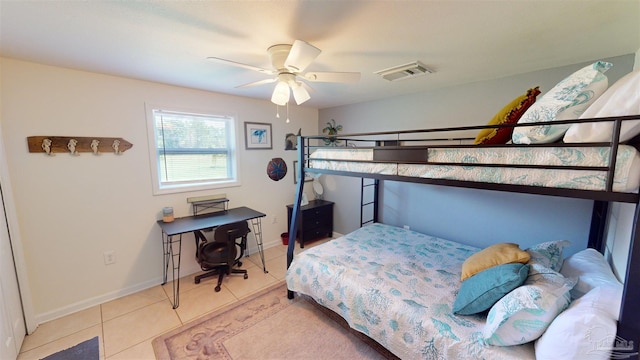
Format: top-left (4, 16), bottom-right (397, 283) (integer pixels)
top-left (285, 223), bottom-right (626, 360)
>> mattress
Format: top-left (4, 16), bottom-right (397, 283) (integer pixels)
top-left (285, 223), bottom-right (535, 359)
top-left (309, 145), bottom-right (640, 192)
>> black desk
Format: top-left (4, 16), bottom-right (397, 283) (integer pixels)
top-left (157, 206), bottom-right (267, 308)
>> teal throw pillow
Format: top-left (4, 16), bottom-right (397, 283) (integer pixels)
top-left (453, 263), bottom-right (530, 315)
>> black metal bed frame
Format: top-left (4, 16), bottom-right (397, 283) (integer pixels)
top-left (286, 115), bottom-right (640, 358)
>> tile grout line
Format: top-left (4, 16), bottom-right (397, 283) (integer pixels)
top-left (100, 303), bottom-right (105, 360)
top-left (19, 241), bottom-right (308, 359)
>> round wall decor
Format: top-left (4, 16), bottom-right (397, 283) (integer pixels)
top-left (267, 157), bottom-right (287, 181)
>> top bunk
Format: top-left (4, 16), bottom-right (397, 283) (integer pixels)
top-left (296, 114), bottom-right (640, 204)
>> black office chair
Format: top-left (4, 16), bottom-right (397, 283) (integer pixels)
top-left (194, 221), bottom-right (250, 292)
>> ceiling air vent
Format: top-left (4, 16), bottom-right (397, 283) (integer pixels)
top-left (374, 61), bottom-right (433, 81)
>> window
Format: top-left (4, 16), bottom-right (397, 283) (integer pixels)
top-left (146, 106), bottom-right (239, 194)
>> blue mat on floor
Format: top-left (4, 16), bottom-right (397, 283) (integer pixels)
top-left (40, 336), bottom-right (99, 360)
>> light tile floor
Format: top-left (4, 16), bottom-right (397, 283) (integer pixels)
top-left (17, 239), bottom-right (330, 360)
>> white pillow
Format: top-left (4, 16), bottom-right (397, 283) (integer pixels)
top-left (512, 61), bottom-right (611, 144)
top-left (559, 248), bottom-right (622, 320)
top-left (483, 267), bottom-right (575, 346)
top-left (535, 287), bottom-right (617, 360)
top-left (564, 69), bottom-right (640, 143)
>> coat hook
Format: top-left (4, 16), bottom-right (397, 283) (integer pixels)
top-left (112, 139), bottom-right (121, 154)
top-left (67, 139), bottom-right (79, 155)
top-left (91, 139), bottom-right (100, 155)
top-left (41, 138), bottom-right (54, 156)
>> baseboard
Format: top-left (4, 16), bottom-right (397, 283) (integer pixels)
top-left (34, 276), bottom-right (164, 326)
top-left (33, 237), bottom-right (284, 327)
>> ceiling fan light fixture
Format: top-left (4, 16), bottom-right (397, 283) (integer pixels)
top-left (271, 81), bottom-right (290, 106)
top-left (210, 40), bottom-right (359, 105)
top-left (291, 82), bottom-right (310, 105)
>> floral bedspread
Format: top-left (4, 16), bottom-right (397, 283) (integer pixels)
top-left (286, 223), bottom-right (535, 359)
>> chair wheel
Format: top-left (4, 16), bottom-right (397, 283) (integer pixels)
top-left (243, 274), bottom-right (248, 279)
top-left (215, 285), bottom-right (221, 292)
top-left (237, 261), bottom-right (243, 267)
top-left (195, 279), bottom-right (200, 284)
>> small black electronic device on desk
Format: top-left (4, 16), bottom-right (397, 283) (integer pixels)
top-left (157, 206), bottom-right (266, 309)
top-left (287, 199), bottom-right (334, 248)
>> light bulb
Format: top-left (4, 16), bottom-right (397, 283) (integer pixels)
top-left (271, 81), bottom-right (290, 106)
top-left (291, 82), bottom-right (310, 105)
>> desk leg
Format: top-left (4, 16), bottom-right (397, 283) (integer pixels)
top-left (161, 233), bottom-right (182, 309)
top-left (250, 218), bottom-right (268, 273)
top-left (161, 232), bottom-right (169, 285)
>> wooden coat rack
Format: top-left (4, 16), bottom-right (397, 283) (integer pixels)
top-left (27, 136), bottom-right (133, 155)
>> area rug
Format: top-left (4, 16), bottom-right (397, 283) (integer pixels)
top-left (152, 281), bottom-right (399, 360)
top-left (41, 336), bottom-right (99, 360)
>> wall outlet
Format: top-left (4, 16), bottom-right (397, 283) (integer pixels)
top-left (403, 225), bottom-right (410, 230)
top-left (103, 251), bottom-right (116, 265)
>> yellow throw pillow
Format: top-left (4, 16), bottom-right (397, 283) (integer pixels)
top-left (461, 243), bottom-right (530, 280)
top-left (475, 87), bottom-right (541, 145)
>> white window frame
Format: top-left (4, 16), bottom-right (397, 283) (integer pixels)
top-left (145, 103), bottom-right (241, 195)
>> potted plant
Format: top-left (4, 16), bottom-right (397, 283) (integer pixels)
top-left (322, 119), bottom-right (343, 146)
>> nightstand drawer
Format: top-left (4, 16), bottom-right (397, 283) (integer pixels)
top-left (303, 226), bottom-right (332, 240)
top-left (303, 212), bottom-right (331, 228)
top-left (305, 206), bottom-right (332, 219)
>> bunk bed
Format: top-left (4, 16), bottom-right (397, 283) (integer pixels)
top-left (285, 113), bottom-right (640, 359)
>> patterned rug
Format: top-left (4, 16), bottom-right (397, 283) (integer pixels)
top-left (152, 281), bottom-right (399, 360)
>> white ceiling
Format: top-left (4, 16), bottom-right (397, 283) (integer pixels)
top-left (1, 1), bottom-right (639, 109)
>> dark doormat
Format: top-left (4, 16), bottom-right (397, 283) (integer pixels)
top-left (40, 336), bottom-right (99, 360)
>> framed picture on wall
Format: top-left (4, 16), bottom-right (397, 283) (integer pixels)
top-left (245, 122), bottom-right (272, 150)
top-left (293, 160), bottom-right (313, 184)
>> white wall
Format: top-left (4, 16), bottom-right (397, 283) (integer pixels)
top-left (319, 54), bottom-right (636, 256)
top-left (0, 58), bottom-right (317, 324)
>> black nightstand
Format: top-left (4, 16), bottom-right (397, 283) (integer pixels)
top-left (287, 199), bottom-right (334, 248)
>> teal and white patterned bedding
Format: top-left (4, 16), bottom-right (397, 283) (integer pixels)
top-left (285, 223), bottom-right (535, 359)
top-left (309, 145), bottom-right (640, 192)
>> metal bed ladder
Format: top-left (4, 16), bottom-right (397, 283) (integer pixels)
top-left (360, 178), bottom-right (379, 227)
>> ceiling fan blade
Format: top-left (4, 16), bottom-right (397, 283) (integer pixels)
top-left (284, 40), bottom-right (321, 73)
top-left (207, 57), bottom-right (274, 74)
top-left (303, 71), bottom-right (361, 83)
top-left (236, 78), bottom-right (277, 88)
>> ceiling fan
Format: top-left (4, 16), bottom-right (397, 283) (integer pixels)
top-left (208, 40), bottom-right (361, 106)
